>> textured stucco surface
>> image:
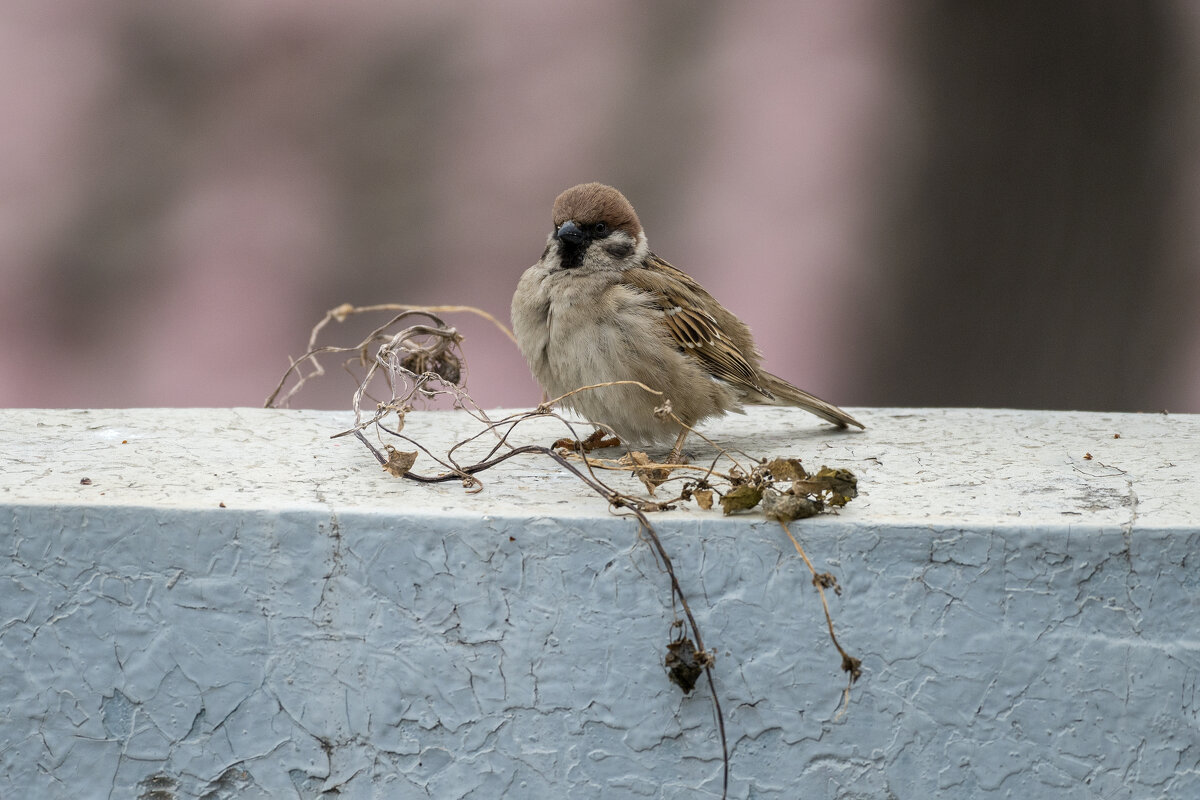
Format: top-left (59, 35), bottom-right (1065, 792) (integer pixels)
top-left (1, 406), bottom-right (1198, 799)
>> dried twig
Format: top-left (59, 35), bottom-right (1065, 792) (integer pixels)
top-left (777, 519), bottom-right (862, 719)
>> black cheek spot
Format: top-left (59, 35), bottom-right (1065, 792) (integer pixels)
top-left (605, 241), bottom-right (633, 259)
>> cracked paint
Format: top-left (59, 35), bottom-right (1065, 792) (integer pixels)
top-left (2, 407), bottom-right (1199, 797)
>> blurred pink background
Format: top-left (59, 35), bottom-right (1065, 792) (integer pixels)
top-left (2, 1), bottom-right (1198, 413)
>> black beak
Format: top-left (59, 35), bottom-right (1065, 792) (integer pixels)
top-left (555, 220), bottom-right (585, 245)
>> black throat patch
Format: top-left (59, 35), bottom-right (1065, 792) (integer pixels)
top-left (557, 239), bottom-right (586, 269)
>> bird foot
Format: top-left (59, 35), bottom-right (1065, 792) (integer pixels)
top-left (665, 449), bottom-right (696, 466)
top-left (552, 428), bottom-right (621, 453)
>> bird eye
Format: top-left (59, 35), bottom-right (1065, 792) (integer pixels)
top-left (592, 222), bottom-right (608, 236)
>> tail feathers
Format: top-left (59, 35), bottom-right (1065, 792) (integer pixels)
top-left (752, 371), bottom-right (865, 430)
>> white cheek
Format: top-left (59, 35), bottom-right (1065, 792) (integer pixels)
top-left (631, 232), bottom-right (649, 263)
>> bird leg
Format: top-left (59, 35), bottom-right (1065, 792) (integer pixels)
top-left (666, 428), bottom-right (690, 465)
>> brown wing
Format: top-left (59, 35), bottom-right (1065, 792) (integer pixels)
top-left (624, 255), bottom-right (774, 400)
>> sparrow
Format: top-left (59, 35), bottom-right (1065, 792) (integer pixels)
top-left (511, 182), bottom-right (863, 461)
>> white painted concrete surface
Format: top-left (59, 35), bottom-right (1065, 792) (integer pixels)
top-left (1, 407), bottom-right (1197, 799)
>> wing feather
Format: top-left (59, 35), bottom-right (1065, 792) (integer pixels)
top-left (624, 256), bottom-right (774, 400)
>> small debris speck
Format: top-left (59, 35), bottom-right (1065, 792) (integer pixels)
top-left (80, 477), bottom-right (92, 485)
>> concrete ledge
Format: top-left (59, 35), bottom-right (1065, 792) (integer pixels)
top-left (2, 407), bottom-right (1198, 798)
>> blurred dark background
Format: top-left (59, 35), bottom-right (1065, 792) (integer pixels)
top-left (2, 1), bottom-right (1197, 414)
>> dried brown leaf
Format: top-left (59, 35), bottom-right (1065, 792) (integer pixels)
top-left (791, 467), bottom-right (858, 507)
top-left (382, 446), bottom-right (418, 477)
top-left (812, 571), bottom-right (841, 594)
top-left (811, 467), bottom-right (858, 506)
top-left (842, 653), bottom-right (863, 682)
top-left (726, 464), bottom-right (748, 487)
top-left (693, 489), bottom-right (714, 510)
top-left (626, 450), bottom-right (672, 494)
top-left (720, 484), bottom-right (763, 514)
top-left (400, 350), bottom-right (463, 385)
top-left (761, 490), bottom-right (820, 522)
top-left (665, 636), bottom-right (714, 694)
top-left (764, 457), bottom-right (808, 481)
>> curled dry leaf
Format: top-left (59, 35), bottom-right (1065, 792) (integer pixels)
top-left (812, 571), bottom-right (841, 595)
top-left (761, 490), bottom-right (820, 522)
top-left (720, 484), bottom-right (763, 514)
top-left (808, 467), bottom-right (858, 507)
top-left (623, 451), bottom-right (672, 494)
top-left (764, 457), bottom-right (808, 481)
top-left (382, 446), bottom-right (418, 477)
top-left (726, 464), bottom-right (748, 487)
top-left (789, 467), bottom-right (858, 507)
top-left (400, 349), bottom-right (463, 385)
top-left (665, 636), bottom-right (714, 694)
top-left (693, 489), bottom-right (714, 510)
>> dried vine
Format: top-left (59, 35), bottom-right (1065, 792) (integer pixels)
top-left (268, 302), bottom-right (864, 799)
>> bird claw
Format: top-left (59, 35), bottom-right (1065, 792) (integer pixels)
top-left (553, 428), bottom-right (621, 453)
